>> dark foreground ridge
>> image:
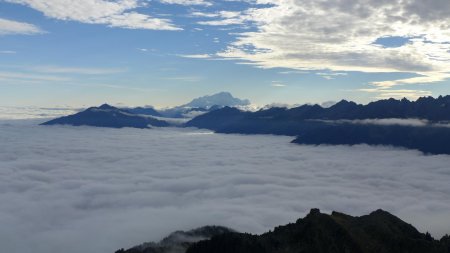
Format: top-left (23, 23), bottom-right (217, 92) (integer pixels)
top-left (117, 209), bottom-right (450, 253)
top-left (186, 209), bottom-right (450, 253)
top-left (115, 226), bottom-right (234, 253)
top-left (41, 104), bottom-right (169, 128)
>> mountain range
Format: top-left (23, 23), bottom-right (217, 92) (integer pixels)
top-left (185, 95), bottom-right (450, 154)
top-left (116, 209), bottom-right (450, 253)
top-left (41, 94), bottom-right (450, 154)
top-left (126, 92), bottom-right (250, 118)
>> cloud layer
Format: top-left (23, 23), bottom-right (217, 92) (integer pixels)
top-left (1, 121), bottom-right (450, 253)
top-left (203, 0), bottom-right (450, 98)
top-left (5, 0), bottom-right (181, 30)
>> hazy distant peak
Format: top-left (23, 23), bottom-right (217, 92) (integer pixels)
top-left (183, 92), bottom-right (250, 109)
top-left (97, 104), bottom-right (118, 110)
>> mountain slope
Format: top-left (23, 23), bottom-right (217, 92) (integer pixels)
top-left (292, 123), bottom-right (450, 155)
top-left (41, 104), bottom-right (169, 129)
top-left (115, 226), bottom-right (234, 253)
top-left (187, 209), bottom-right (449, 253)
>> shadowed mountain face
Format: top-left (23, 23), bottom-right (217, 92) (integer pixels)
top-left (186, 209), bottom-right (450, 253)
top-left (115, 226), bottom-right (234, 253)
top-left (292, 123), bottom-right (450, 155)
top-left (185, 96), bottom-right (450, 154)
top-left (41, 104), bottom-right (169, 129)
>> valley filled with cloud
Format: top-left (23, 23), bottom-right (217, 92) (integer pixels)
top-left (1, 120), bottom-right (450, 253)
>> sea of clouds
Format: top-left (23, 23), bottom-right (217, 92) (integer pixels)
top-left (0, 106), bottom-right (78, 119)
top-left (1, 120), bottom-right (450, 253)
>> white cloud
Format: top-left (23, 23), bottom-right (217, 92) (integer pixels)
top-left (0, 108), bottom-right (78, 120)
top-left (211, 0), bottom-right (450, 97)
top-left (177, 54), bottom-right (212, 59)
top-left (317, 72), bottom-right (348, 80)
top-left (196, 10), bottom-right (249, 26)
top-left (0, 50), bottom-right (17, 54)
top-left (31, 66), bottom-right (127, 75)
top-left (0, 121), bottom-right (450, 253)
top-left (5, 0), bottom-right (181, 30)
top-left (159, 0), bottom-right (212, 6)
top-left (0, 18), bottom-right (44, 35)
top-left (0, 71), bottom-right (70, 82)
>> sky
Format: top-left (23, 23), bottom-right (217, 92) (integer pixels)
top-left (1, 121), bottom-right (450, 253)
top-left (1, 0), bottom-right (450, 108)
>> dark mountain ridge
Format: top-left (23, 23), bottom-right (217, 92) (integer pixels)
top-left (115, 209), bottom-right (450, 253)
top-left (185, 96), bottom-right (450, 154)
top-left (187, 209), bottom-right (450, 253)
top-left (41, 104), bottom-right (169, 129)
top-left (115, 226), bottom-right (234, 253)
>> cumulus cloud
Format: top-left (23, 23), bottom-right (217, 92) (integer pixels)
top-left (5, 0), bottom-right (181, 30)
top-left (159, 0), bottom-right (212, 6)
top-left (0, 17), bottom-right (44, 35)
top-left (208, 0), bottom-right (450, 98)
top-left (0, 120), bottom-right (450, 253)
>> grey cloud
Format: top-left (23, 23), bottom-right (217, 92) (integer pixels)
top-left (0, 120), bottom-right (450, 253)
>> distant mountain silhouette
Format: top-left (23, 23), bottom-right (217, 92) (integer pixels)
top-left (185, 96), bottom-right (450, 154)
top-left (182, 92), bottom-right (250, 108)
top-left (158, 92), bottom-right (250, 118)
top-left (115, 226), bottom-right (234, 253)
top-left (186, 209), bottom-right (450, 253)
top-left (124, 92), bottom-right (250, 118)
top-left (41, 104), bottom-right (169, 129)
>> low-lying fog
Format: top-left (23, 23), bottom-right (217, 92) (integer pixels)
top-left (1, 120), bottom-right (449, 253)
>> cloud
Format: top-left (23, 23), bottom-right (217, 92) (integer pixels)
top-left (0, 107), bottom-right (78, 120)
top-left (271, 81), bottom-right (286, 87)
top-left (0, 120), bottom-right (450, 253)
top-left (5, 0), bottom-right (181, 30)
top-left (31, 66), bottom-right (127, 75)
top-left (316, 72), bottom-right (348, 80)
top-left (159, 0), bottom-right (212, 6)
top-left (194, 10), bottom-right (250, 26)
top-left (177, 54), bottom-right (212, 59)
top-left (360, 88), bottom-right (433, 100)
top-left (210, 0), bottom-right (450, 97)
top-left (0, 71), bottom-right (71, 83)
top-left (0, 50), bottom-right (17, 54)
top-left (0, 18), bottom-right (44, 35)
